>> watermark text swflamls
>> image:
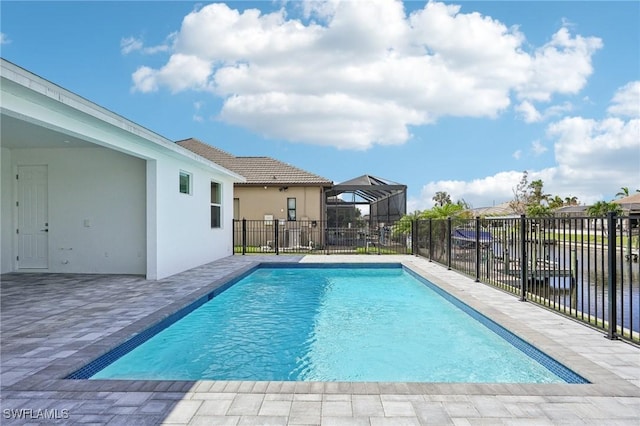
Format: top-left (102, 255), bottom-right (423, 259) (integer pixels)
top-left (3, 408), bottom-right (70, 420)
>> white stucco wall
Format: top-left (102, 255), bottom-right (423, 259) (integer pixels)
top-left (1, 59), bottom-right (244, 279)
top-left (1, 147), bottom-right (13, 273)
top-left (8, 147), bottom-right (146, 274)
top-left (1, 145), bottom-right (237, 279)
top-left (151, 159), bottom-right (236, 279)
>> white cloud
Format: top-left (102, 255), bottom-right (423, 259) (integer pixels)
top-left (409, 82), bottom-right (640, 210)
top-left (516, 101), bottom-right (542, 123)
top-left (121, 36), bottom-right (143, 54)
top-left (607, 81), bottom-right (640, 118)
top-left (512, 150), bottom-right (522, 160)
top-left (121, 35), bottom-right (170, 55)
top-left (0, 32), bottom-right (11, 44)
top-left (517, 28), bottom-right (602, 102)
top-left (531, 140), bottom-right (547, 156)
top-left (516, 100), bottom-right (573, 123)
top-left (410, 170), bottom-right (529, 210)
top-left (132, 54), bottom-right (212, 93)
top-left (193, 101), bottom-right (205, 122)
top-left (131, 0), bottom-right (602, 149)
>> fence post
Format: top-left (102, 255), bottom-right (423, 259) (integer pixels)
top-left (411, 220), bottom-right (416, 256)
top-left (607, 211), bottom-right (618, 339)
top-left (447, 217), bottom-right (452, 270)
top-left (520, 214), bottom-right (527, 302)
top-left (242, 218), bottom-right (247, 255)
top-left (232, 219), bottom-right (236, 255)
top-left (475, 216), bottom-right (481, 282)
top-left (274, 220), bottom-right (280, 255)
top-left (428, 219), bottom-right (433, 262)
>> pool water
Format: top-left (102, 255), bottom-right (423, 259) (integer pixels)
top-left (89, 265), bottom-right (582, 383)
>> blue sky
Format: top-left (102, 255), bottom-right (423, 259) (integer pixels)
top-left (1, 0), bottom-right (638, 211)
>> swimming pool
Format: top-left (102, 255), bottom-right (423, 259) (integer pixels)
top-left (69, 263), bottom-right (587, 383)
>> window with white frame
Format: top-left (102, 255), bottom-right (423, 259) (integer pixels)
top-left (211, 181), bottom-right (221, 228)
top-left (287, 197), bottom-right (296, 221)
top-left (179, 171), bottom-right (192, 194)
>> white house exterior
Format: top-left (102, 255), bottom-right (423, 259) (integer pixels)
top-left (1, 59), bottom-right (244, 279)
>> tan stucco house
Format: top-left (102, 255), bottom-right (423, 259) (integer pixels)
top-left (177, 138), bottom-right (333, 224)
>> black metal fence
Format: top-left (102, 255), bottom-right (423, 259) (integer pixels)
top-left (233, 214), bottom-right (639, 344)
top-left (416, 213), bottom-right (639, 344)
top-left (233, 219), bottom-right (412, 255)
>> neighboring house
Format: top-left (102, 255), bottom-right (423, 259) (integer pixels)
top-left (613, 193), bottom-right (640, 216)
top-left (177, 138), bottom-right (333, 223)
top-left (614, 193), bottom-right (640, 230)
top-left (468, 202), bottom-right (519, 218)
top-left (553, 205), bottom-right (590, 217)
top-left (177, 138), bottom-right (333, 250)
top-left (1, 59), bottom-right (244, 280)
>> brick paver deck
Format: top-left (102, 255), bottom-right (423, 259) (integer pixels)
top-left (1, 255), bottom-right (638, 425)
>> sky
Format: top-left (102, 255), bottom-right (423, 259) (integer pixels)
top-left (1, 0), bottom-right (638, 212)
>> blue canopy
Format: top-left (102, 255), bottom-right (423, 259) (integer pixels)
top-left (452, 228), bottom-right (493, 243)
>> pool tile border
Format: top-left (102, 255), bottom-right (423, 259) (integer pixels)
top-left (68, 261), bottom-right (587, 385)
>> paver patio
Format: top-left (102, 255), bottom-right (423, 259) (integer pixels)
top-left (1, 255), bottom-right (639, 425)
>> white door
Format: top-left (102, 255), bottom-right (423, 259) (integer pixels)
top-left (17, 165), bottom-right (49, 269)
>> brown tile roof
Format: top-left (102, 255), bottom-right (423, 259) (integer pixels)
top-left (176, 138), bottom-right (333, 186)
top-left (613, 192), bottom-right (640, 205)
top-left (613, 192), bottom-right (640, 210)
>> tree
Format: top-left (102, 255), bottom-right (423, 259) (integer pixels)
top-left (564, 196), bottom-right (579, 206)
top-left (548, 196), bottom-right (565, 209)
top-left (422, 203), bottom-right (470, 219)
top-left (615, 187), bottom-right (630, 198)
top-left (509, 171), bottom-right (553, 216)
top-left (527, 204), bottom-right (553, 217)
top-left (432, 191), bottom-right (452, 207)
top-left (509, 171), bottom-right (530, 214)
top-left (529, 179), bottom-right (550, 206)
top-left (587, 201), bottom-right (623, 217)
top-left (392, 210), bottom-right (422, 236)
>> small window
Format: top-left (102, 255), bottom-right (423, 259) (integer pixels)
top-left (211, 182), bottom-right (221, 228)
top-left (287, 197), bottom-right (296, 221)
top-left (179, 171), bottom-right (191, 194)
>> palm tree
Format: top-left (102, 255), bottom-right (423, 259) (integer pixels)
top-left (616, 187), bottom-right (630, 198)
top-left (529, 179), bottom-right (551, 205)
top-left (587, 201), bottom-right (622, 216)
top-left (432, 191), bottom-right (452, 207)
top-left (564, 196), bottom-right (579, 206)
top-left (421, 203), bottom-right (470, 220)
top-left (548, 196), bottom-right (564, 209)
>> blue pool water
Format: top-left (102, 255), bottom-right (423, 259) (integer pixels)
top-left (85, 264), bottom-right (585, 383)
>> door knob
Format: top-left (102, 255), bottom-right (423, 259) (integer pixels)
top-left (41, 229), bottom-right (48, 232)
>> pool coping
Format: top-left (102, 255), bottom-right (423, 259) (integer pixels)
top-left (6, 256), bottom-right (638, 399)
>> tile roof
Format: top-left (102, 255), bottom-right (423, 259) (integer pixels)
top-left (469, 202), bottom-right (519, 217)
top-left (176, 138), bottom-right (333, 186)
top-left (613, 192), bottom-right (640, 209)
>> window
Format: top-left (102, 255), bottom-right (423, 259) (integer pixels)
top-left (287, 197), bottom-right (296, 221)
top-left (211, 182), bottom-right (221, 228)
top-left (179, 171), bottom-right (191, 194)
